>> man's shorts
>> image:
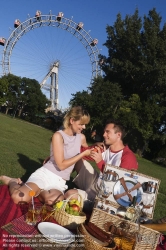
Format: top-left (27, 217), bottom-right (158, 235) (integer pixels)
top-left (73, 160), bottom-right (100, 202)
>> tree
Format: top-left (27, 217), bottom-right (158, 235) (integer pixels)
top-left (102, 9), bottom-right (166, 100)
top-left (100, 8), bottom-right (166, 156)
top-left (20, 77), bottom-right (49, 123)
top-left (70, 8), bottom-right (166, 157)
top-left (0, 74), bottom-right (49, 124)
top-left (0, 77), bottom-right (8, 106)
top-left (88, 77), bottom-right (123, 134)
top-left (70, 77), bottom-right (123, 138)
top-left (69, 90), bottom-right (91, 108)
top-left (1, 74), bottom-right (22, 115)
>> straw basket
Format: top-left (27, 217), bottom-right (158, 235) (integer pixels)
top-left (54, 193), bottom-right (86, 230)
top-left (90, 208), bottom-right (160, 250)
top-left (77, 223), bottom-right (117, 250)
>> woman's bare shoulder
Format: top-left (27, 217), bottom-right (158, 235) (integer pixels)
top-left (52, 131), bottom-right (63, 140)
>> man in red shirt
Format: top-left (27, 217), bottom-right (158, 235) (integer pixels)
top-left (90, 119), bottom-right (138, 172)
top-left (73, 119), bottom-right (138, 208)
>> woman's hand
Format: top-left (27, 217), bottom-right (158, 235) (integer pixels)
top-left (82, 149), bottom-right (92, 156)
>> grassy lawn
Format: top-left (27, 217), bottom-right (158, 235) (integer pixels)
top-left (137, 157), bottom-right (166, 220)
top-left (0, 112), bottom-right (166, 220)
top-left (0, 113), bottom-right (53, 181)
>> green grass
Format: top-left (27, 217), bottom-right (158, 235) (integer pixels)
top-left (137, 157), bottom-right (166, 220)
top-left (0, 112), bottom-right (166, 220)
top-left (0, 113), bottom-right (53, 181)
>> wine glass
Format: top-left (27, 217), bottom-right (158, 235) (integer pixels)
top-left (101, 185), bottom-right (112, 205)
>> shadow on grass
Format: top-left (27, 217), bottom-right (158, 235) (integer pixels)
top-left (17, 153), bottom-right (44, 183)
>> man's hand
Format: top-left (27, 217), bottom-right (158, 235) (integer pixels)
top-left (90, 147), bottom-right (103, 163)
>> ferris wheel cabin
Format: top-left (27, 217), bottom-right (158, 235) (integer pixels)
top-left (35, 10), bottom-right (42, 21)
top-left (57, 12), bottom-right (64, 21)
top-left (0, 37), bottom-right (6, 46)
top-left (14, 19), bottom-right (21, 28)
top-left (76, 22), bottom-right (84, 31)
top-left (90, 39), bottom-right (98, 46)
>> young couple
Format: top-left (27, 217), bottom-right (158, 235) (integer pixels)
top-left (0, 106), bottom-right (138, 208)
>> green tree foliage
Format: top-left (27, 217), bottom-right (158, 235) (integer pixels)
top-left (1, 74), bottom-right (22, 115)
top-left (19, 77), bottom-right (49, 122)
top-left (0, 77), bottom-right (8, 105)
top-left (70, 77), bottom-right (123, 137)
top-left (102, 9), bottom-right (166, 100)
top-left (88, 77), bottom-right (123, 132)
top-left (70, 90), bottom-right (91, 108)
top-left (0, 74), bottom-right (49, 123)
top-left (101, 8), bottom-right (166, 155)
top-left (70, 8), bottom-right (166, 157)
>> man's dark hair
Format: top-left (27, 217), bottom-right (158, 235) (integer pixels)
top-left (105, 119), bottom-right (126, 140)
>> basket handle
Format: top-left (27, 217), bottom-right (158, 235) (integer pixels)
top-left (52, 193), bottom-right (64, 206)
top-left (61, 192), bottom-right (83, 212)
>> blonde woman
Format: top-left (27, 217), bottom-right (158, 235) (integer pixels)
top-left (0, 106), bottom-right (92, 205)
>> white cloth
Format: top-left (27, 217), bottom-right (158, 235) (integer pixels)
top-left (26, 167), bottom-right (68, 193)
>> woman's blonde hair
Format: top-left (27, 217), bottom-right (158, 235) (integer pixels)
top-left (63, 106), bottom-right (90, 129)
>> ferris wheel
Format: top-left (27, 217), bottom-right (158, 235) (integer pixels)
top-left (1, 10), bottom-right (101, 111)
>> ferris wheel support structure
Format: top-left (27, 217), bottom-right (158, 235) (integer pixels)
top-left (2, 13), bottom-right (101, 110)
top-left (40, 61), bottom-right (59, 110)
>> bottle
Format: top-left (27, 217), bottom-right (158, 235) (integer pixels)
top-left (132, 196), bottom-right (137, 207)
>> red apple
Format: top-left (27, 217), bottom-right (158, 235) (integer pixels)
top-left (70, 204), bottom-right (80, 212)
top-left (92, 147), bottom-right (98, 152)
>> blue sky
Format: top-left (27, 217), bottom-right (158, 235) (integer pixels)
top-left (0, 0), bottom-right (166, 109)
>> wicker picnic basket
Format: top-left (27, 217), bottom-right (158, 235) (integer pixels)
top-left (89, 208), bottom-right (161, 250)
top-left (54, 193), bottom-right (86, 230)
top-left (77, 223), bottom-right (117, 250)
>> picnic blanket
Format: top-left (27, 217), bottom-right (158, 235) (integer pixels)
top-left (0, 185), bottom-right (166, 249)
top-left (0, 185), bottom-right (31, 249)
top-left (1, 214), bottom-right (81, 250)
top-left (0, 185), bottom-right (83, 250)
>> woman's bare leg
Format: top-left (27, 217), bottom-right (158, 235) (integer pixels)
top-left (38, 189), bottom-right (64, 205)
top-left (38, 189), bottom-right (79, 205)
top-left (0, 176), bottom-right (40, 204)
top-left (0, 175), bottom-right (22, 185)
